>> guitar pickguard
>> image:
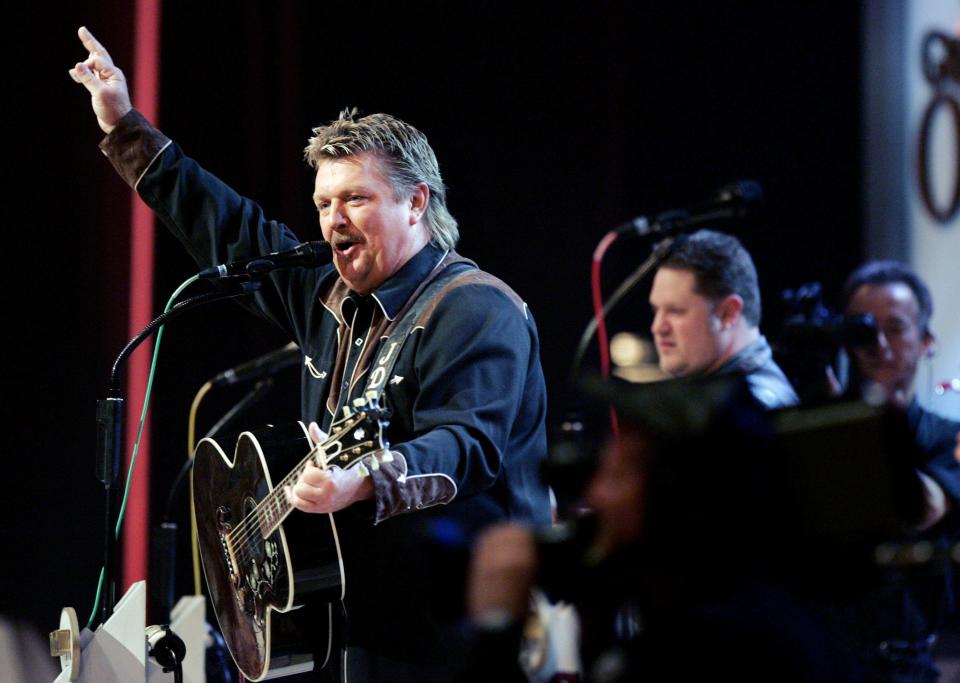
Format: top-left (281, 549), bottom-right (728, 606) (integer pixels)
top-left (237, 496), bottom-right (283, 608)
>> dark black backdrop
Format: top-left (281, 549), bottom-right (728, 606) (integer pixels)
top-left (6, 1), bottom-right (863, 638)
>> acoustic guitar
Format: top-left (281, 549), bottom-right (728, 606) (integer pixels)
top-left (191, 397), bottom-right (389, 680)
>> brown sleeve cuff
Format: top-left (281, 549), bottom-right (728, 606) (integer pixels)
top-left (369, 451), bottom-right (457, 523)
top-left (98, 109), bottom-right (171, 189)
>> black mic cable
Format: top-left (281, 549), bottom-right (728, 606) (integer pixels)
top-left (185, 341), bottom-right (300, 595)
top-left (210, 341), bottom-right (301, 388)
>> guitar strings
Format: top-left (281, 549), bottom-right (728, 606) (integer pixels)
top-left (225, 413), bottom-right (380, 564)
top-left (226, 438), bottom-right (326, 561)
top-left (228, 427), bottom-right (383, 567)
top-left (229, 431), bottom-right (378, 566)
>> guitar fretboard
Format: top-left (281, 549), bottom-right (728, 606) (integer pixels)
top-left (229, 410), bottom-right (384, 545)
top-left (258, 461), bottom-right (307, 537)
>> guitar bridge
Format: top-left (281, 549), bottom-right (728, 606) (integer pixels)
top-left (217, 506), bottom-right (241, 587)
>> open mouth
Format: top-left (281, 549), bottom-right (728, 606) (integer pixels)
top-left (333, 237), bottom-right (363, 257)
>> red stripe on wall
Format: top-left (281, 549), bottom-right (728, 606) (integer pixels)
top-left (123, 0), bottom-right (162, 591)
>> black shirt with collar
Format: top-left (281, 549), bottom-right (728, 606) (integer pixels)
top-left (104, 112), bottom-right (552, 676)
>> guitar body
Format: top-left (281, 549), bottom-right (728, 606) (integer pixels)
top-left (192, 422), bottom-right (345, 681)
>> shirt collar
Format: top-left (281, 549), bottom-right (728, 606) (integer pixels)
top-left (321, 243), bottom-right (449, 324)
top-left (368, 243), bottom-right (448, 320)
top-left (714, 336), bottom-right (771, 377)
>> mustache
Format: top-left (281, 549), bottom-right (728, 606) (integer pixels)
top-left (331, 233), bottom-right (364, 250)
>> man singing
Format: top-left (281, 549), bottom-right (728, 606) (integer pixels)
top-left (71, 26), bottom-right (551, 683)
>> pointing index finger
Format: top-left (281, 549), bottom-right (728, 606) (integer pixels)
top-left (78, 26), bottom-right (112, 62)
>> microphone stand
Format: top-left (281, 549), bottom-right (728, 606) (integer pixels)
top-left (164, 378), bottom-right (276, 524)
top-left (567, 202), bottom-right (745, 395)
top-left (95, 280), bottom-right (261, 627)
top-left (567, 235), bottom-right (682, 397)
top-left (155, 379), bottom-right (276, 613)
top-left (549, 186), bottom-right (760, 519)
top-left (546, 236), bottom-right (685, 521)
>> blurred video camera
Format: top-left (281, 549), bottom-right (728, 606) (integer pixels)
top-left (776, 282), bottom-right (878, 403)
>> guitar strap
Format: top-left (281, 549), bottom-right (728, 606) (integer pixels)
top-left (359, 253), bottom-right (477, 407)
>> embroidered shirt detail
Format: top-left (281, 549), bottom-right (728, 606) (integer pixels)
top-left (304, 356), bottom-right (327, 380)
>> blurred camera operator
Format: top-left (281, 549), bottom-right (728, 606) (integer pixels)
top-left (463, 376), bottom-right (857, 682)
top-left (840, 260), bottom-right (960, 681)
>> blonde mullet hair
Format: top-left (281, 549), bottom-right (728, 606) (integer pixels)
top-left (305, 108), bottom-right (459, 251)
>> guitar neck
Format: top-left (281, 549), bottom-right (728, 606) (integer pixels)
top-left (248, 408), bottom-right (386, 538)
top-left (257, 458), bottom-right (313, 538)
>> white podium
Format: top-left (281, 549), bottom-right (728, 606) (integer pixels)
top-left (52, 582), bottom-right (207, 683)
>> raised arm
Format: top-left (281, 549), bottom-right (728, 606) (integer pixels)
top-left (68, 26), bottom-right (132, 133)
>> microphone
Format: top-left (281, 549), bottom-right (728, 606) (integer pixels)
top-left (615, 179), bottom-right (764, 237)
top-left (198, 241), bottom-right (333, 279)
top-left (211, 341), bottom-right (301, 387)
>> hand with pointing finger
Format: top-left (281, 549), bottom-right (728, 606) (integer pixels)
top-left (68, 26), bottom-right (132, 133)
